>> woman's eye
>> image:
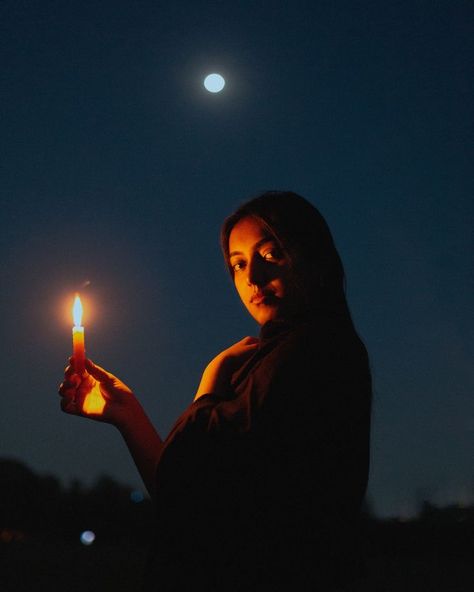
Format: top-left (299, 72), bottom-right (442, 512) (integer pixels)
top-left (263, 248), bottom-right (282, 261)
top-left (231, 260), bottom-right (245, 272)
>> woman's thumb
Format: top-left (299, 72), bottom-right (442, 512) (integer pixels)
top-left (85, 359), bottom-right (113, 384)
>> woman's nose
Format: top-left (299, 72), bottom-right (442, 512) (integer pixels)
top-left (246, 256), bottom-right (266, 287)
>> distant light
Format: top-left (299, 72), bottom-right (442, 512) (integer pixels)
top-left (204, 73), bottom-right (225, 93)
top-left (130, 490), bottom-right (144, 503)
top-left (80, 530), bottom-right (96, 545)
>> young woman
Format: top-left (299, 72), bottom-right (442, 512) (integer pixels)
top-left (59, 191), bottom-right (372, 591)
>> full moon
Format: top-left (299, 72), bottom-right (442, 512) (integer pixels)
top-left (204, 73), bottom-right (225, 93)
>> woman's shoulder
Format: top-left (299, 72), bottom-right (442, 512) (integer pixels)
top-left (253, 313), bottom-right (370, 405)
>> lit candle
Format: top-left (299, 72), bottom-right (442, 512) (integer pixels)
top-left (72, 294), bottom-right (85, 375)
top-left (71, 293), bottom-right (106, 415)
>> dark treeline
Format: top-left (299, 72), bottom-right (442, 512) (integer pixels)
top-left (1, 458), bottom-right (473, 591)
top-left (0, 458), bottom-right (152, 545)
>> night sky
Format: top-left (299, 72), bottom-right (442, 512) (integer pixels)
top-left (1, 1), bottom-right (472, 518)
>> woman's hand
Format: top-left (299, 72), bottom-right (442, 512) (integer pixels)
top-left (194, 336), bottom-right (259, 401)
top-left (58, 358), bottom-right (139, 430)
top-left (59, 358), bottom-right (164, 497)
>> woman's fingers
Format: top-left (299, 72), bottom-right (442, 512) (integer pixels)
top-left (60, 360), bottom-right (89, 414)
top-left (63, 364), bottom-right (82, 389)
top-left (60, 393), bottom-right (77, 414)
top-left (76, 374), bottom-right (95, 398)
top-left (238, 337), bottom-right (259, 353)
top-left (84, 359), bottom-right (114, 384)
top-left (59, 375), bottom-right (97, 415)
top-left (58, 382), bottom-right (73, 397)
top-left (59, 379), bottom-right (80, 414)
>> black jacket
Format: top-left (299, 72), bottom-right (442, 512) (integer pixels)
top-left (144, 312), bottom-right (371, 591)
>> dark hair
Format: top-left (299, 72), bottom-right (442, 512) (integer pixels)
top-left (221, 190), bottom-right (351, 319)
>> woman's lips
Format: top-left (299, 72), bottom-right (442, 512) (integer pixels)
top-left (250, 292), bottom-right (276, 305)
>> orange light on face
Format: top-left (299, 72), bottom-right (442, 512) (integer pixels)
top-left (72, 295), bottom-right (85, 375)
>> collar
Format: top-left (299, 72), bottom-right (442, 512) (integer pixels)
top-left (259, 316), bottom-right (301, 343)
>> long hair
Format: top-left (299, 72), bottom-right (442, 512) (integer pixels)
top-left (221, 190), bottom-right (352, 320)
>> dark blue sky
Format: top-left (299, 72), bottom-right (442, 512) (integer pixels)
top-left (1, 0), bottom-right (472, 517)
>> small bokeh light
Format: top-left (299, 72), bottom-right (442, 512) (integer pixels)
top-left (130, 490), bottom-right (145, 503)
top-left (80, 530), bottom-right (96, 546)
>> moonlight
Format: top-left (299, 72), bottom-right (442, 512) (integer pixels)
top-left (204, 73), bottom-right (225, 93)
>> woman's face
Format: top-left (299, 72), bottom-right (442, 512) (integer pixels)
top-left (228, 216), bottom-right (298, 325)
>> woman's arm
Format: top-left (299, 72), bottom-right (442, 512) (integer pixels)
top-left (59, 336), bottom-right (258, 496)
top-left (115, 400), bottom-right (163, 498)
top-left (59, 359), bottom-right (163, 498)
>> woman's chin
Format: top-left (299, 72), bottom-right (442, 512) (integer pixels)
top-left (251, 304), bottom-right (282, 326)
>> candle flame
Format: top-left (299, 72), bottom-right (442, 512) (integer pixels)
top-left (73, 294), bottom-right (83, 327)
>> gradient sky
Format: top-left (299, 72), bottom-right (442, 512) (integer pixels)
top-left (1, 0), bottom-right (472, 517)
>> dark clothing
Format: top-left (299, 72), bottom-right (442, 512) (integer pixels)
top-left (144, 313), bottom-right (371, 591)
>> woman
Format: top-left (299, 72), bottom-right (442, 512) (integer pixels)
top-left (59, 191), bottom-right (372, 591)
